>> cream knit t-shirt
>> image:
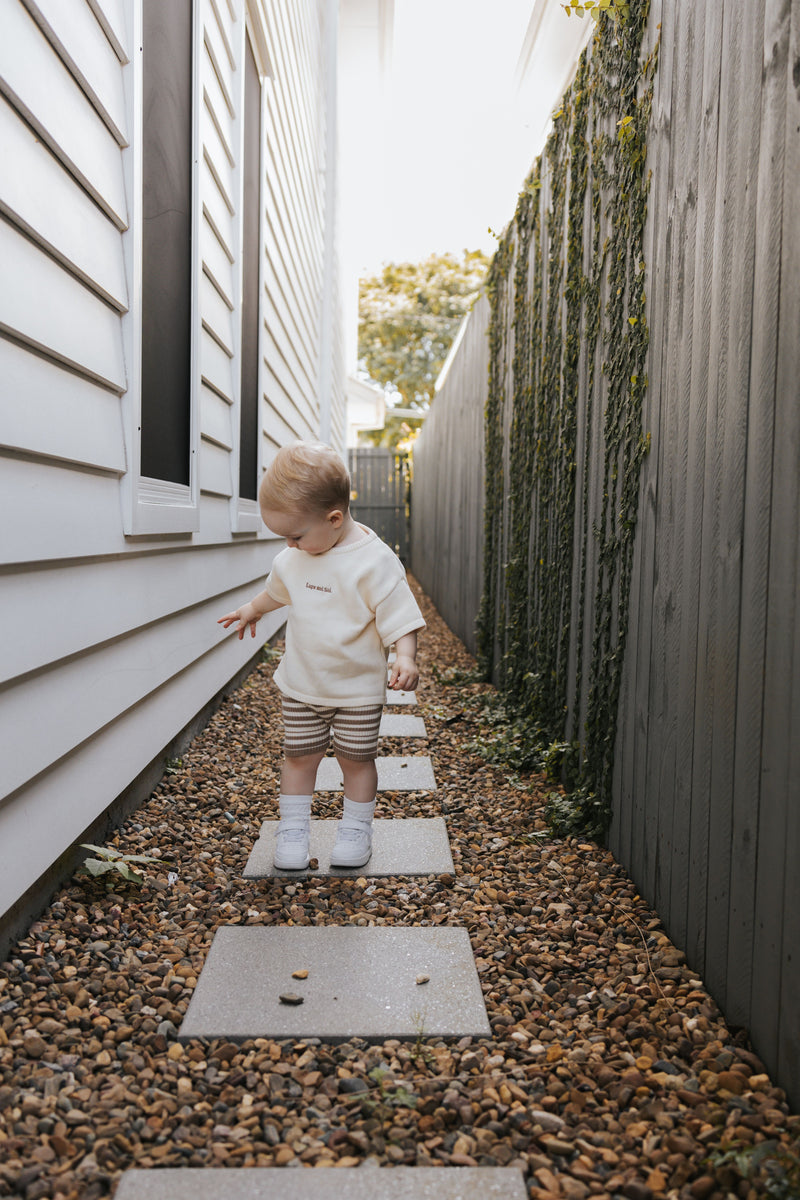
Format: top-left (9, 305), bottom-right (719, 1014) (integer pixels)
top-left (263, 526), bottom-right (425, 707)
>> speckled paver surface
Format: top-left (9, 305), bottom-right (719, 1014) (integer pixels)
top-left (243, 817), bottom-right (454, 878)
top-left (384, 688), bottom-right (416, 705)
top-left (315, 756), bottom-right (435, 792)
top-left (114, 1166), bottom-right (528, 1199)
top-left (379, 713), bottom-right (427, 738)
top-left (179, 926), bottom-right (490, 1042)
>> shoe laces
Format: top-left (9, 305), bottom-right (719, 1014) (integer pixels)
top-left (337, 825), bottom-right (368, 842)
top-left (277, 825), bottom-right (308, 843)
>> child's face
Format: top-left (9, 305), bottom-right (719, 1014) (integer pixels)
top-left (262, 507), bottom-right (345, 555)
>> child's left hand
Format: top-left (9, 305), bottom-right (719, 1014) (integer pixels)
top-left (389, 655), bottom-right (419, 691)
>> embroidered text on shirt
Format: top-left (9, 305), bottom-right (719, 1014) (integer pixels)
top-left (305, 582), bottom-right (333, 593)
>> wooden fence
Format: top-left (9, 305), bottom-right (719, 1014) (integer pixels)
top-left (411, 301), bottom-right (489, 654)
top-left (411, 0), bottom-right (800, 1107)
top-left (349, 447), bottom-right (411, 563)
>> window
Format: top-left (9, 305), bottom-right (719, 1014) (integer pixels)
top-left (238, 30), bottom-right (261, 502)
top-left (121, 0), bottom-right (201, 534)
top-left (140, 0), bottom-right (193, 486)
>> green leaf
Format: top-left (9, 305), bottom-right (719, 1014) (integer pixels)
top-left (80, 844), bottom-right (122, 861)
top-left (84, 858), bottom-right (115, 877)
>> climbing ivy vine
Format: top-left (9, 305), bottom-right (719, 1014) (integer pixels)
top-left (476, 1), bottom-right (658, 838)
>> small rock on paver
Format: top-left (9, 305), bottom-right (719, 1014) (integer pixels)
top-left (384, 688), bottom-right (417, 705)
top-left (115, 1167), bottom-right (527, 1199)
top-left (179, 925), bottom-right (490, 1042)
top-left (379, 713), bottom-right (426, 738)
top-left (244, 817), bottom-right (454, 878)
top-left (316, 756), bottom-right (435, 792)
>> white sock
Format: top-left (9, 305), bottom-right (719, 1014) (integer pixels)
top-left (341, 796), bottom-right (375, 828)
top-left (279, 794), bottom-right (312, 823)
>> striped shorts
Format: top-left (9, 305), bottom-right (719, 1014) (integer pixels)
top-left (281, 697), bottom-right (382, 762)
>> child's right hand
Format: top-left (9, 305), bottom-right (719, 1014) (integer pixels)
top-left (217, 603), bottom-right (261, 639)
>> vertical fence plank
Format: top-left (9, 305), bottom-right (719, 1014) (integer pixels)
top-left (612, 0), bottom-right (667, 871)
top-left (725, 0), bottom-right (788, 1032)
top-left (774, 2), bottom-right (800, 1099)
top-left (750, 0), bottom-right (800, 1082)
top-left (668, 1), bottom-right (724, 954)
top-left (702, 0), bottom-right (763, 1008)
top-left (647, 2), bottom-right (704, 928)
top-left (622, 0), bottom-right (676, 890)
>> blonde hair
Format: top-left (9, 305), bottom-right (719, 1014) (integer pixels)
top-left (259, 441), bottom-right (351, 516)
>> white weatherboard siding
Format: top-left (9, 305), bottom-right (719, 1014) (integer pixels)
top-left (0, 0), bottom-right (345, 929)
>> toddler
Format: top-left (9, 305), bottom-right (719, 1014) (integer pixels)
top-left (218, 441), bottom-right (425, 869)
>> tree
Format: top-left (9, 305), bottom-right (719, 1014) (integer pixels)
top-left (357, 250), bottom-right (490, 447)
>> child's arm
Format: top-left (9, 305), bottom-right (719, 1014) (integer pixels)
top-left (218, 588), bottom-right (285, 640)
top-left (389, 630), bottom-right (419, 691)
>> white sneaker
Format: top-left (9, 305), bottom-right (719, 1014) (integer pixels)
top-left (330, 824), bottom-right (372, 868)
top-left (274, 822), bottom-right (310, 870)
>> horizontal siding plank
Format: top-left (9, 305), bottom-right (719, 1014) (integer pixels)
top-left (0, 589), bottom-right (264, 799)
top-left (0, 337), bottom-right (125, 472)
top-left (22, 0), bottom-right (128, 144)
top-left (0, 457), bottom-right (126, 564)
top-left (0, 2), bottom-right (127, 228)
top-left (0, 605), bottom-right (286, 921)
top-left (200, 271), bottom-right (235, 356)
top-left (200, 382), bottom-right (234, 450)
top-left (0, 218), bottom-right (125, 390)
top-left (261, 343), bottom-right (314, 436)
top-left (199, 437), bottom-right (234, 497)
top-left (264, 117), bottom-right (320, 313)
top-left (200, 325), bottom-right (234, 403)
top-left (0, 96), bottom-right (127, 310)
top-left (262, 284), bottom-right (316, 398)
top-left (262, 237), bottom-right (318, 384)
top-left (1, 540), bottom-right (274, 683)
top-left (85, 0), bottom-right (129, 63)
top-left (263, 171), bottom-right (320, 339)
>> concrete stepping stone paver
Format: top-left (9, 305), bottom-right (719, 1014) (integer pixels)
top-left (379, 713), bottom-right (426, 738)
top-left (316, 755), bottom-right (435, 792)
top-left (244, 817), bottom-right (454, 878)
top-left (385, 688), bottom-right (416, 705)
top-left (179, 926), bottom-right (490, 1041)
top-left (115, 1167), bottom-right (527, 1199)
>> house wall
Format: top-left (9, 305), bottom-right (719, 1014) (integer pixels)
top-left (0, 0), bottom-right (343, 937)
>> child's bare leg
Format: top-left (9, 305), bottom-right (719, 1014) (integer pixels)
top-left (338, 757), bottom-right (378, 804)
top-left (281, 751), bottom-right (325, 795)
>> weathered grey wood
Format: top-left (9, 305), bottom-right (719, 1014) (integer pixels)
top-left (703, 0), bottom-right (764, 1010)
top-left (774, 0), bottom-right (800, 1101)
top-left (725, 0), bottom-right (788, 1033)
top-left (412, 0), bottom-right (800, 1109)
top-left (750, 0), bottom-right (800, 1076)
top-left (668, 1), bottom-right (723, 956)
top-left (623, 0), bottom-right (676, 894)
top-left (411, 298), bottom-right (488, 653)
top-left (647, 0), bottom-right (702, 931)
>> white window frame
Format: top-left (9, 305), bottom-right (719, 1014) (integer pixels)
top-left (120, 0), bottom-right (202, 535)
top-left (230, 1), bottom-right (270, 534)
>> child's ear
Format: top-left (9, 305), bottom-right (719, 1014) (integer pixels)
top-left (328, 508), bottom-right (344, 528)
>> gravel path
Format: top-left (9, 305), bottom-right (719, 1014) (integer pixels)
top-left (1, 578), bottom-right (797, 1200)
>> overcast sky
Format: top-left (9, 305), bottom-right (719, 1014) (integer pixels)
top-left (352, 0), bottom-right (540, 273)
